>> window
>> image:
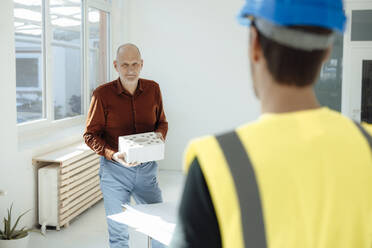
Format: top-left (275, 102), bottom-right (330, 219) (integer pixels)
top-left (51, 0), bottom-right (83, 120)
top-left (88, 7), bottom-right (110, 99)
top-left (314, 33), bottom-right (343, 111)
top-left (14, 0), bottom-right (44, 124)
top-left (361, 60), bottom-right (372, 123)
top-left (351, 10), bottom-right (372, 41)
top-left (14, 0), bottom-right (111, 127)
top-left (16, 57), bottom-right (40, 87)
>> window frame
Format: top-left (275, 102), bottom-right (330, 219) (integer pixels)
top-left (17, 0), bottom-right (112, 140)
top-left (84, 0), bottom-right (112, 115)
top-left (342, 0), bottom-right (372, 121)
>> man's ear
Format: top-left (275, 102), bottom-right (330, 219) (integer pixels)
top-left (113, 60), bottom-right (118, 72)
top-left (249, 26), bottom-right (261, 63)
top-left (323, 46), bottom-right (332, 63)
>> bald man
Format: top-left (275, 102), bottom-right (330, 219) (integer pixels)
top-left (84, 43), bottom-right (168, 248)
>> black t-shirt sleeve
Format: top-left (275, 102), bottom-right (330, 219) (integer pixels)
top-left (170, 158), bottom-right (221, 248)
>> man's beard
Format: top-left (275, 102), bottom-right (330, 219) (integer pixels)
top-left (122, 76), bottom-right (138, 84)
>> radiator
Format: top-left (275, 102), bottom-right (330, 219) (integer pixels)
top-left (35, 143), bottom-right (102, 233)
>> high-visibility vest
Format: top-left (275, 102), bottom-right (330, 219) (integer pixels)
top-left (184, 121), bottom-right (372, 248)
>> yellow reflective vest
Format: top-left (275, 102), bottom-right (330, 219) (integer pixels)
top-left (184, 108), bottom-right (372, 248)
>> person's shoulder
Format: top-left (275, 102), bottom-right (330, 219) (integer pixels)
top-left (361, 122), bottom-right (372, 136)
top-left (327, 109), bottom-right (372, 136)
top-left (140, 78), bottom-right (160, 90)
top-left (235, 119), bottom-right (266, 139)
top-left (140, 78), bottom-right (160, 91)
top-left (92, 80), bottom-right (117, 97)
top-left (183, 135), bottom-right (215, 172)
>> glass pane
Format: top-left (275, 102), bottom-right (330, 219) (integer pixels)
top-left (314, 33), bottom-right (343, 111)
top-left (14, 0), bottom-right (43, 124)
top-left (51, 0), bottom-right (83, 120)
top-left (88, 8), bottom-right (109, 99)
top-left (351, 10), bottom-right (372, 41)
top-left (361, 60), bottom-right (372, 123)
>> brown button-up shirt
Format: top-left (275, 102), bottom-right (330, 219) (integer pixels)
top-left (83, 78), bottom-right (168, 160)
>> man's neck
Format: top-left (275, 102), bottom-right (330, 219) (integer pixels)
top-left (260, 81), bottom-right (320, 114)
top-left (121, 78), bottom-right (138, 95)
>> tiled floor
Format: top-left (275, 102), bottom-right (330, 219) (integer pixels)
top-left (28, 170), bottom-right (184, 248)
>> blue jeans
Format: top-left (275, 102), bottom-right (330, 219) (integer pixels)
top-left (99, 157), bottom-right (165, 248)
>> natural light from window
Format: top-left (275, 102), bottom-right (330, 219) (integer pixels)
top-left (14, 0), bottom-right (111, 125)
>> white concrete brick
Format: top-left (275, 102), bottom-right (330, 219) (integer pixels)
top-left (118, 132), bottom-right (165, 163)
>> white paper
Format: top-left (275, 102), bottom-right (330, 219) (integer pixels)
top-left (108, 202), bottom-right (177, 245)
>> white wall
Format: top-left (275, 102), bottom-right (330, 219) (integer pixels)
top-left (0, 0), bottom-right (36, 229)
top-left (125, 0), bottom-right (260, 170)
top-left (111, 0), bottom-right (130, 80)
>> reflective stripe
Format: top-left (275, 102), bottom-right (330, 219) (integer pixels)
top-left (185, 136), bottom-right (245, 248)
top-left (216, 131), bottom-right (267, 248)
top-left (354, 121), bottom-right (372, 150)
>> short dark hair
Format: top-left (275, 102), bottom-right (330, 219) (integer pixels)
top-left (255, 25), bottom-right (332, 87)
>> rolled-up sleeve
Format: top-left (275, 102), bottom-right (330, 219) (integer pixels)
top-left (83, 93), bottom-right (115, 160)
top-left (155, 84), bottom-right (168, 139)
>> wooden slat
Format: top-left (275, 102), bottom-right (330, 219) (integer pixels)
top-left (61, 155), bottom-right (98, 174)
top-left (60, 194), bottom-right (102, 227)
top-left (33, 142), bottom-right (94, 165)
top-left (60, 159), bottom-right (98, 180)
top-left (59, 190), bottom-right (102, 221)
top-left (60, 185), bottom-right (101, 212)
top-left (32, 160), bottom-right (53, 168)
top-left (60, 164), bottom-right (99, 186)
top-left (61, 152), bottom-right (95, 168)
top-left (60, 176), bottom-right (100, 200)
top-left (60, 181), bottom-right (100, 208)
top-left (60, 169), bottom-right (99, 194)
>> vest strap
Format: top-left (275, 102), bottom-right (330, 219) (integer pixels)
top-left (354, 121), bottom-right (372, 150)
top-left (216, 131), bottom-right (267, 248)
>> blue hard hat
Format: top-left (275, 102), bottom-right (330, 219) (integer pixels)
top-left (238, 0), bottom-right (347, 33)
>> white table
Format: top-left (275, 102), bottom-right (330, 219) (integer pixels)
top-left (108, 202), bottom-right (177, 247)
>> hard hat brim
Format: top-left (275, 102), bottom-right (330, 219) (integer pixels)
top-left (237, 1), bottom-right (346, 33)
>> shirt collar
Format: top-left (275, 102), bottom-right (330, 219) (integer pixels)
top-left (115, 78), bottom-right (143, 96)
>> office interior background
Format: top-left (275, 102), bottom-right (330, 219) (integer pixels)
top-left (0, 0), bottom-right (371, 247)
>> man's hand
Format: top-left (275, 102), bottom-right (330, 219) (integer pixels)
top-left (112, 152), bottom-right (140, 167)
top-left (156, 132), bottom-right (164, 141)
